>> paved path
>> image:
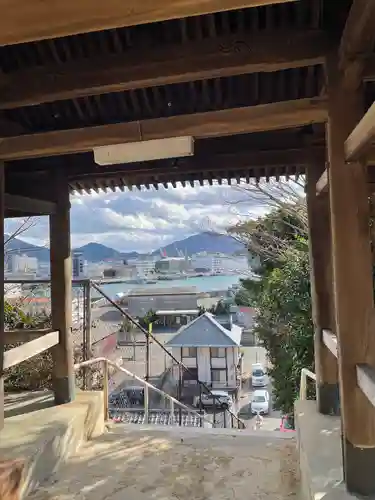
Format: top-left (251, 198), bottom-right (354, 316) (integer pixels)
top-left (31, 425), bottom-right (299, 500)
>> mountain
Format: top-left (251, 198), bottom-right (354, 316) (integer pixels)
top-left (4, 232), bottom-right (245, 262)
top-left (4, 235), bottom-right (50, 261)
top-left (152, 232), bottom-right (245, 257)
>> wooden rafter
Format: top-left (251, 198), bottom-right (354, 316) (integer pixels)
top-left (69, 147), bottom-right (323, 180)
top-left (339, 0), bottom-right (375, 89)
top-left (0, 0), bottom-right (298, 46)
top-left (345, 101), bottom-right (375, 161)
top-left (0, 97), bottom-right (327, 161)
top-left (4, 193), bottom-right (56, 214)
top-left (0, 30), bottom-right (328, 109)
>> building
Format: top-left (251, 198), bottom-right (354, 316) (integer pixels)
top-left (102, 263), bottom-right (138, 279)
top-left (212, 254), bottom-right (249, 274)
top-left (8, 254), bottom-right (38, 274)
top-left (155, 257), bottom-right (190, 274)
top-left (127, 257), bottom-right (157, 277)
top-left (165, 312), bottom-right (243, 393)
top-left (127, 286), bottom-right (198, 318)
top-left (72, 252), bottom-right (84, 278)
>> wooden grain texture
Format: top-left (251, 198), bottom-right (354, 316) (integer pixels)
top-left (0, 97), bottom-right (328, 161)
top-left (339, 0), bottom-right (375, 89)
top-left (327, 55), bottom-right (375, 449)
top-left (345, 101), bottom-right (375, 161)
top-left (3, 331), bottom-right (59, 369)
top-left (0, 30), bottom-right (328, 109)
top-left (0, 0), bottom-right (297, 46)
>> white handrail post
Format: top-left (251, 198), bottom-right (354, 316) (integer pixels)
top-left (170, 399), bottom-right (174, 425)
top-left (103, 359), bottom-right (109, 420)
top-left (144, 385), bottom-right (149, 424)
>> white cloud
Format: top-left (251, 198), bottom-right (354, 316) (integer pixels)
top-left (5, 181), bottom-right (274, 252)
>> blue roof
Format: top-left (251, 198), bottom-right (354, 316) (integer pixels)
top-left (165, 312), bottom-right (242, 347)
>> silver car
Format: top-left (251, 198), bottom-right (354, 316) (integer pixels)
top-left (196, 390), bottom-right (233, 409)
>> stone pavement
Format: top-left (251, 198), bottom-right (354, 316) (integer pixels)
top-left (30, 425), bottom-right (299, 500)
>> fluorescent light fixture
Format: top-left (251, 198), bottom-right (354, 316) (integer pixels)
top-left (94, 136), bottom-right (194, 165)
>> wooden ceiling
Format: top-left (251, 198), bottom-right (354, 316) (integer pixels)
top-left (2, 0), bottom-right (374, 202)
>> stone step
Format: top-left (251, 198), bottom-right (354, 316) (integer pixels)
top-left (109, 409), bottom-right (204, 427)
top-left (29, 424), bottom-right (299, 500)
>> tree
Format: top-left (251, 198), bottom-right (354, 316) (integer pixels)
top-left (228, 180), bottom-right (313, 419)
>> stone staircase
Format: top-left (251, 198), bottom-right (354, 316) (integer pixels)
top-left (29, 425), bottom-right (299, 500)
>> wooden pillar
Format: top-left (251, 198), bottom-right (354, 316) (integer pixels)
top-left (49, 171), bottom-right (74, 405)
top-left (306, 163), bottom-right (339, 415)
top-left (0, 163), bottom-right (4, 430)
top-left (327, 57), bottom-right (375, 496)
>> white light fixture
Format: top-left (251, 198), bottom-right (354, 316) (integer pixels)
top-left (93, 136), bottom-right (194, 166)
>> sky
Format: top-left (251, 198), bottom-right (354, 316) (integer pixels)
top-left (5, 182), bottom-right (272, 252)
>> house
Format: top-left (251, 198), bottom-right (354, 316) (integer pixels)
top-left (165, 312), bottom-right (243, 395)
top-left (127, 286), bottom-right (199, 331)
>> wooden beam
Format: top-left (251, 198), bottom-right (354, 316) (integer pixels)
top-left (0, 0), bottom-right (297, 46)
top-left (306, 163), bottom-right (339, 416)
top-left (0, 97), bottom-right (328, 161)
top-left (0, 162), bottom-right (4, 430)
top-left (322, 329), bottom-right (338, 358)
top-left (49, 170), bottom-right (74, 405)
top-left (316, 168), bottom-right (328, 194)
top-left (339, 0), bottom-right (375, 89)
top-left (4, 193), bottom-right (56, 215)
top-left (3, 331), bottom-right (59, 369)
top-left (345, 101), bottom-right (375, 161)
top-left (0, 30), bottom-right (328, 109)
top-left (4, 328), bottom-right (54, 344)
top-left (327, 56), bottom-right (375, 496)
top-left (357, 364), bottom-right (375, 409)
top-left (70, 147), bottom-right (324, 179)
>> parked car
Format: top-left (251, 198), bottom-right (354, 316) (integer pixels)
top-left (109, 392), bottom-right (129, 407)
top-left (279, 415), bottom-right (294, 432)
top-left (250, 389), bottom-right (270, 415)
top-left (251, 363), bottom-right (267, 387)
top-left (194, 390), bottom-right (233, 410)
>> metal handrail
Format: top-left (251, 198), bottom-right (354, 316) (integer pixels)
top-left (299, 367), bottom-right (316, 400)
top-left (91, 282), bottom-right (245, 429)
top-left (74, 356), bottom-right (214, 427)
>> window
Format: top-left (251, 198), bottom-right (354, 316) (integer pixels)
top-left (211, 369), bottom-right (226, 382)
top-left (210, 347), bottom-right (226, 358)
top-left (182, 347), bottom-right (197, 358)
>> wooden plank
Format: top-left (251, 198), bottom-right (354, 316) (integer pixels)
top-left (4, 193), bottom-right (56, 215)
top-left (345, 101), bottom-right (375, 161)
top-left (49, 170), bottom-right (74, 405)
top-left (3, 331), bottom-right (59, 369)
top-left (4, 328), bottom-right (53, 344)
top-left (71, 148), bottom-right (324, 178)
top-left (316, 169), bottom-right (328, 194)
top-left (0, 30), bottom-right (328, 109)
top-left (322, 329), bottom-right (338, 358)
top-left (0, 162), bottom-right (4, 430)
top-left (357, 364), bottom-right (375, 409)
top-left (339, 0), bottom-right (375, 89)
top-left (327, 55), bottom-right (375, 496)
top-left (306, 163), bottom-right (338, 415)
top-left (0, 0), bottom-right (297, 46)
top-left (0, 97), bottom-right (328, 161)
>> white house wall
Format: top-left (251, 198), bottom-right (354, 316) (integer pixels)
top-left (226, 347), bottom-right (237, 388)
top-left (197, 347), bottom-right (211, 384)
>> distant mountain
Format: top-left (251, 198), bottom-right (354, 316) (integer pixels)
top-left (74, 242), bottom-right (128, 262)
top-left (4, 235), bottom-right (50, 261)
top-left (152, 232), bottom-right (245, 257)
top-left (4, 231), bottom-right (245, 263)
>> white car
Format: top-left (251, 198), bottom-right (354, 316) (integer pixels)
top-left (251, 363), bottom-right (267, 387)
top-left (250, 389), bottom-right (270, 415)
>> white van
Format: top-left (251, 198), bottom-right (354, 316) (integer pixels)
top-left (251, 363), bottom-right (267, 387)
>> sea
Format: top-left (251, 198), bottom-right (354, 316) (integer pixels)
top-left (97, 274), bottom-right (244, 299)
